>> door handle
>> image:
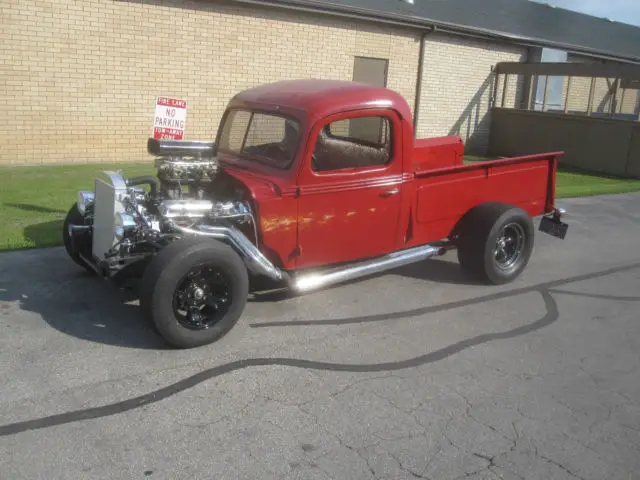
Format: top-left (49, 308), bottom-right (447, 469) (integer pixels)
top-left (380, 187), bottom-right (400, 197)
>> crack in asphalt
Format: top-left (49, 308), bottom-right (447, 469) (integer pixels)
top-left (0, 262), bottom-right (638, 438)
top-left (249, 262), bottom-right (640, 328)
top-left (539, 454), bottom-right (587, 480)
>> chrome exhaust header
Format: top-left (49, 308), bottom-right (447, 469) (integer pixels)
top-left (169, 223), bottom-right (286, 281)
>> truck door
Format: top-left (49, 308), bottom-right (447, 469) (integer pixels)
top-left (295, 108), bottom-right (404, 269)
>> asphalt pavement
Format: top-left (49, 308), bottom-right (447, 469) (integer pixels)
top-left (1, 193), bottom-right (639, 480)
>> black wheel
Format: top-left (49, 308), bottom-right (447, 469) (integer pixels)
top-left (139, 236), bottom-right (249, 349)
top-left (62, 203), bottom-right (95, 274)
top-left (455, 202), bottom-right (534, 285)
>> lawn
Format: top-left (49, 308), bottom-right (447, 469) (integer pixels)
top-left (0, 163), bottom-right (155, 251)
top-left (1, 159), bottom-right (640, 251)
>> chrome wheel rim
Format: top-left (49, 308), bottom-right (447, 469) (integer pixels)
top-left (493, 222), bottom-right (526, 271)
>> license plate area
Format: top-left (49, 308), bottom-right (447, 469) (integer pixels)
top-left (539, 215), bottom-right (569, 240)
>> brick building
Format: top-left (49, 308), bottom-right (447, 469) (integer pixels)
top-left (3, 0), bottom-right (640, 165)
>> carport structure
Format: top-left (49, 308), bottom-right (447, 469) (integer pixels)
top-left (488, 61), bottom-right (640, 179)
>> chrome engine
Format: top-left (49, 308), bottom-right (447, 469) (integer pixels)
top-left (72, 138), bottom-right (258, 276)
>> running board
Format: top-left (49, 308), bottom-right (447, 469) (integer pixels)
top-left (290, 244), bottom-right (446, 293)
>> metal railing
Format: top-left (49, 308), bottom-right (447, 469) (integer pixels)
top-left (492, 61), bottom-right (640, 120)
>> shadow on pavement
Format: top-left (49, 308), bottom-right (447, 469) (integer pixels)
top-left (390, 257), bottom-right (485, 285)
top-left (1, 252), bottom-right (477, 347)
top-left (0, 266), bottom-right (168, 350)
top-left (249, 256), bottom-right (479, 303)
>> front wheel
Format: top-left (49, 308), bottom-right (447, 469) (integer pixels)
top-left (455, 202), bottom-right (534, 285)
top-left (139, 236), bottom-right (249, 349)
top-left (62, 203), bottom-right (95, 274)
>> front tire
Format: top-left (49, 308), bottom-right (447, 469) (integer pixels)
top-left (139, 236), bottom-right (249, 349)
top-left (455, 202), bottom-right (534, 285)
top-left (62, 203), bottom-right (95, 274)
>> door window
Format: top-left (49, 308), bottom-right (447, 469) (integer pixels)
top-left (312, 115), bottom-right (392, 172)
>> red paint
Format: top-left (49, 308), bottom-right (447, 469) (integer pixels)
top-left (413, 136), bottom-right (464, 172)
top-left (213, 80), bottom-right (563, 271)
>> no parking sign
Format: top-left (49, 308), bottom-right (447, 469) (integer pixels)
top-left (152, 97), bottom-right (187, 140)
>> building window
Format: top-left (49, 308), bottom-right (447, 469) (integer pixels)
top-left (353, 57), bottom-right (388, 87)
top-left (533, 48), bottom-right (568, 111)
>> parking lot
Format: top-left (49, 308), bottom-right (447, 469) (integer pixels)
top-left (1, 192), bottom-right (639, 480)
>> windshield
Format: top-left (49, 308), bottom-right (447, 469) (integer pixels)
top-left (217, 109), bottom-right (301, 169)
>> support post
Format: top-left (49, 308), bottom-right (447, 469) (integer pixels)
top-left (619, 85), bottom-right (626, 115)
top-left (610, 78), bottom-right (619, 116)
top-left (563, 76), bottom-right (572, 113)
top-left (526, 75), bottom-right (535, 110)
top-left (587, 77), bottom-right (596, 115)
top-left (501, 74), bottom-right (509, 107)
top-left (492, 69), bottom-right (500, 108)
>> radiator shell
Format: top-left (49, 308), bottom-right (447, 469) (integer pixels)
top-left (92, 171), bottom-right (128, 261)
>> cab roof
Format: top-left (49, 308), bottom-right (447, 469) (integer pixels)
top-left (227, 79), bottom-right (413, 125)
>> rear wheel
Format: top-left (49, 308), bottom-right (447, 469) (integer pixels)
top-left (139, 236), bottom-right (249, 349)
top-left (455, 202), bottom-right (534, 285)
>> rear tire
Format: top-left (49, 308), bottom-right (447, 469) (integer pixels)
top-left (139, 236), bottom-right (249, 349)
top-left (455, 202), bottom-right (534, 285)
top-left (62, 203), bottom-right (95, 274)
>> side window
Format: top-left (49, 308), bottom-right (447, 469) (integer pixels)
top-left (312, 115), bottom-right (392, 172)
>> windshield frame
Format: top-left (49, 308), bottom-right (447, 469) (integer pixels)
top-left (215, 107), bottom-right (303, 171)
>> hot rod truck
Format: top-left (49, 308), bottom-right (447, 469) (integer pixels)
top-left (64, 79), bottom-right (568, 349)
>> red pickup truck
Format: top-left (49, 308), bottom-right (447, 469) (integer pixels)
top-left (64, 79), bottom-right (568, 348)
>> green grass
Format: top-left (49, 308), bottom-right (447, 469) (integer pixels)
top-left (1, 158), bottom-right (639, 251)
top-left (0, 163), bottom-right (155, 251)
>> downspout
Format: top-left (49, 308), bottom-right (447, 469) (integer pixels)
top-left (413, 26), bottom-right (436, 135)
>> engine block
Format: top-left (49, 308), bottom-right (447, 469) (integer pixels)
top-left (147, 137), bottom-right (219, 199)
top-left (155, 158), bottom-right (219, 185)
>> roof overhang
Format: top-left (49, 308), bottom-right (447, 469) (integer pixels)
top-left (495, 61), bottom-right (640, 81)
top-left (230, 0), bottom-right (640, 64)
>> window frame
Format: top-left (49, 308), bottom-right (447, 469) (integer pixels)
top-left (216, 107), bottom-right (303, 171)
top-left (306, 109), bottom-right (398, 176)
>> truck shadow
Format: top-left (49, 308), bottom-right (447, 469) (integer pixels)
top-left (0, 263), bottom-right (168, 350)
top-left (22, 219), bottom-right (65, 249)
top-left (4, 203), bottom-right (66, 214)
top-left (248, 257), bottom-right (481, 303)
top-left (0, 251), bottom-right (480, 349)
top-left (390, 257), bottom-right (485, 285)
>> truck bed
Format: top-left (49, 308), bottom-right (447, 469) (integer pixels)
top-left (405, 152), bottom-right (562, 246)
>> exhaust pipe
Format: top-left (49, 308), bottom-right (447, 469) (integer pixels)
top-left (173, 222), bottom-right (446, 293)
top-left (170, 223), bottom-right (286, 281)
top-left (291, 244), bottom-right (445, 293)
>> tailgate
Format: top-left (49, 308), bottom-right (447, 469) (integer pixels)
top-left (414, 152), bottom-right (562, 232)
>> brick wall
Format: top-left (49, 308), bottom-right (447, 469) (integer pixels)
top-left (416, 33), bottom-right (528, 154)
top-left (2, 0), bottom-right (530, 165)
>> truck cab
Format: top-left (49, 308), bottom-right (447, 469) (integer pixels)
top-left (211, 79), bottom-right (464, 271)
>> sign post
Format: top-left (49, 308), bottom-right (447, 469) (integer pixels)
top-left (152, 97), bottom-right (187, 140)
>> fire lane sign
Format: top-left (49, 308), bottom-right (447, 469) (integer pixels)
top-left (153, 97), bottom-right (187, 140)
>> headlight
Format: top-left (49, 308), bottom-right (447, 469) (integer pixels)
top-left (77, 191), bottom-right (95, 215)
top-left (114, 212), bottom-right (136, 240)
